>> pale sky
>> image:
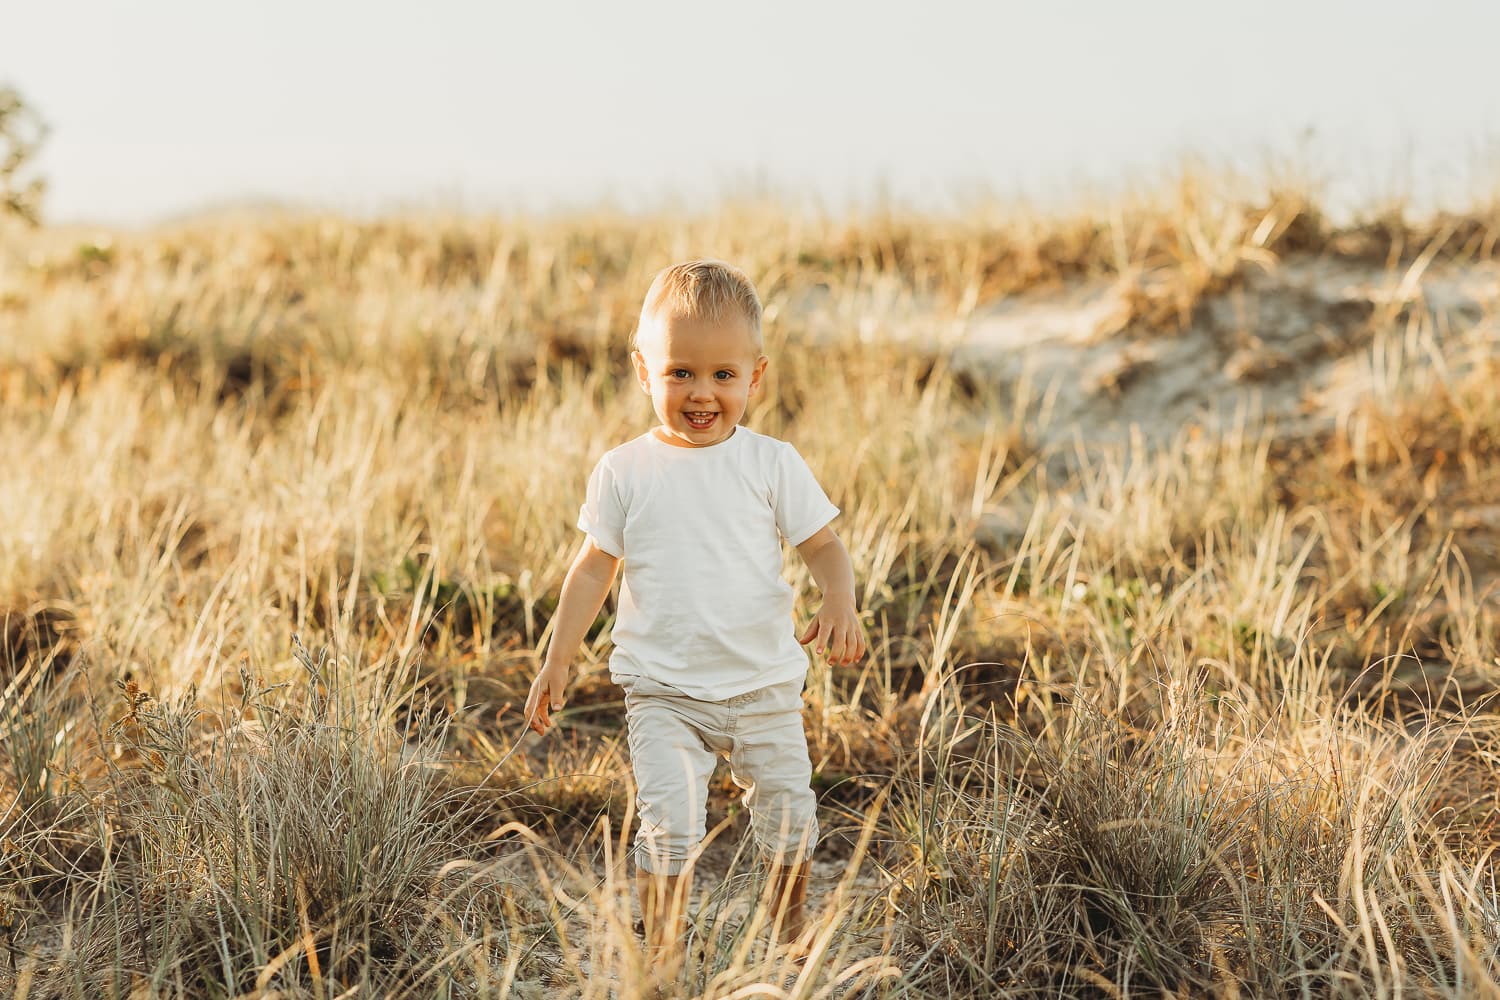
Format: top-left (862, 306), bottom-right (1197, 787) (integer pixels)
top-left (4, 1), bottom-right (1499, 224)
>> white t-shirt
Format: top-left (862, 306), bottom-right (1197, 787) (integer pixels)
top-left (576, 426), bottom-right (839, 700)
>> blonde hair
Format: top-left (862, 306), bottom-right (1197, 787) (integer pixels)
top-left (633, 259), bottom-right (763, 349)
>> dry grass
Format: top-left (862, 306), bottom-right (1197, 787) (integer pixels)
top-left (1, 171), bottom-right (1499, 996)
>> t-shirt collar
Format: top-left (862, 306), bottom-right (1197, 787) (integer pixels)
top-left (647, 425), bottom-right (742, 451)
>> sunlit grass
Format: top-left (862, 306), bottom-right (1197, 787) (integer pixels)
top-left (1, 171), bottom-right (1499, 995)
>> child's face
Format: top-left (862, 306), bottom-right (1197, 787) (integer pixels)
top-left (631, 311), bottom-right (768, 448)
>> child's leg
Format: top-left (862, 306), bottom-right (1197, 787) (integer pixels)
top-left (727, 678), bottom-right (820, 946)
top-left (621, 677), bottom-right (719, 964)
top-left (635, 869), bottom-right (690, 958)
top-left (765, 857), bottom-right (811, 945)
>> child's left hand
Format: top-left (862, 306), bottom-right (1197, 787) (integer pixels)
top-left (798, 598), bottom-right (867, 665)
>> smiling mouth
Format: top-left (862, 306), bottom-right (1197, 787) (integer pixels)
top-left (684, 411), bottom-right (718, 429)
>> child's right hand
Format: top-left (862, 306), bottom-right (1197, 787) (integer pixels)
top-left (523, 662), bottom-right (569, 735)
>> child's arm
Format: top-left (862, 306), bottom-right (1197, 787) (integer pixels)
top-left (795, 525), bottom-right (867, 665)
top-left (524, 538), bottom-right (621, 735)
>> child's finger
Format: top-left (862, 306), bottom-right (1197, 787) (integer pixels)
top-left (531, 701), bottom-right (550, 735)
top-left (834, 636), bottom-right (851, 664)
top-left (816, 632), bottom-right (840, 665)
top-left (798, 619), bottom-right (821, 646)
top-left (826, 627), bottom-right (846, 663)
top-left (843, 626), bottom-right (865, 664)
top-left (525, 681), bottom-right (551, 735)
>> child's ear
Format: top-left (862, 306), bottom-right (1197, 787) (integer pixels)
top-left (748, 355), bottom-right (769, 395)
top-left (631, 351), bottom-right (652, 394)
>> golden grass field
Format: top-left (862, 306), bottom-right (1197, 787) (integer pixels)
top-left (2, 173), bottom-right (1499, 997)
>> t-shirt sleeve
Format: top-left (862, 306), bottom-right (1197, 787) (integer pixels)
top-left (576, 455), bottom-right (626, 558)
top-left (773, 442), bottom-right (840, 546)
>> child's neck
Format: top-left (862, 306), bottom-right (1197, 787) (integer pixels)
top-left (651, 425), bottom-right (738, 449)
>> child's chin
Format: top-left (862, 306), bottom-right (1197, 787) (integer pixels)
top-left (672, 420), bottom-right (732, 444)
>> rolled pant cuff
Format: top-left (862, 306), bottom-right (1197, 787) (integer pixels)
top-left (633, 845), bottom-right (694, 876)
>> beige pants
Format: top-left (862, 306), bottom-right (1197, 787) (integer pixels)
top-left (619, 674), bottom-right (819, 876)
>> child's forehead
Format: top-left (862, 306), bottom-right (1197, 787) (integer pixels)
top-left (638, 312), bottom-right (763, 361)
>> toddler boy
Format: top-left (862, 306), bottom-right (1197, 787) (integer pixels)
top-left (523, 259), bottom-right (865, 962)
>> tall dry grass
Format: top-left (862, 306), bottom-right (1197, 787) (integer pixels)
top-left (1, 171), bottom-right (1499, 995)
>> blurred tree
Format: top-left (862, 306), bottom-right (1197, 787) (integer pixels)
top-left (0, 86), bottom-right (47, 225)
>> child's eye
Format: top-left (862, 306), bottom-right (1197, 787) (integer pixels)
top-left (714, 370), bottom-right (733, 381)
top-left (671, 369), bottom-right (691, 380)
